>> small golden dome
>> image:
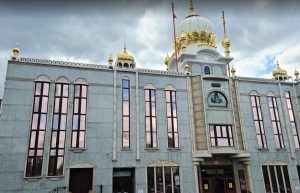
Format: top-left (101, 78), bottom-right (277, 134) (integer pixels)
top-left (117, 44), bottom-right (134, 62)
top-left (108, 54), bottom-right (113, 65)
top-left (294, 69), bottom-right (299, 76)
top-left (231, 67), bottom-right (236, 75)
top-left (164, 54), bottom-right (171, 66)
top-left (11, 43), bottom-right (20, 60)
top-left (272, 61), bottom-right (288, 78)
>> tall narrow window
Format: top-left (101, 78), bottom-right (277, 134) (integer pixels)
top-left (250, 95), bottom-right (267, 148)
top-left (26, 82), bottom-right (49, 177)
top-left (210, 125), bottom-right (234, 147)
top-left (147, 166), bottom-right (180, 193)
top-left (166, 90), bottom-right (179, 148)
top-left (122, 80), bottom-right (130, 148)
top-left (262, 164), bottom-right (292, 193)
top-left (48, 83), bottom-right (69, 176)
top-left (268, 96), bottom-right (285, 148)
top-left (71, 84), bottom-right (87, 148)
top-left (285, 91), bottom-right (300, 149)
top-left (145, 89), bottom-right (157, 148)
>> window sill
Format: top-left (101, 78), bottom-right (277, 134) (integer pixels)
top-left (24, 177), bottom-right (42, 181)
top-left (46, 176), bottom-right (64, 180)
top-left (121, 148), bottom-right (132, 151)
top-left (145, 148), bottom-right (159, 151)
top-left (69, 148), bottom-right (86, 153)
top-left (168, 148), bottom-right (181, 151)
top-left (257, 148), bottom-right (269, 151)
top-left (295, 148), bottom-right (300, 151)
top-left (275, 148), bottom-right (286, 152)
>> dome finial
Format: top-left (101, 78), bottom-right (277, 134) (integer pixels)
top-left (123, 43), bottom-right (127, 53)
top-left (189, 0), bottom-right (194, 13)
top-left (11, 43), bottom-right (20, 61)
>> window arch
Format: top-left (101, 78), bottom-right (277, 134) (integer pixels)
top-left (204, 66), bottom-right (210, 74)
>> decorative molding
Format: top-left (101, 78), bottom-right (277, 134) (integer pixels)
top-left (74, 78), bottom-right (88, 85)
top-left (262, 160), bottom-right (287, 165)
top-left (11, 57), bottom-right (186, 76)
top-left (147, 160), bottom-right (179, 167)
top-left (56, 76), bottom-right (70, 83)
top-left (68, 161), bottom-right (95, 168)
top-left (35, 74), bottom-right (51, 82)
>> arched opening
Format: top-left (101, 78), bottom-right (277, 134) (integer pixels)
top-left (204, 66), bottom-right (210, 74)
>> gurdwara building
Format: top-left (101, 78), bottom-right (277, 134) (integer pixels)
top-left (1, 1), bottom-right (300, 193)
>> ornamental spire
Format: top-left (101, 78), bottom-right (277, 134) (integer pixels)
top-left (123, 43), bottom-right (127, 53)
top-left (186, 0), bottom-right (198, 18)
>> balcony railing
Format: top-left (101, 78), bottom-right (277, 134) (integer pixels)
top-left (49, 185), bottom-right (103, 193)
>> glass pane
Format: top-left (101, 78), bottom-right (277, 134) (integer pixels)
top-left (55, 84), bottom-right (61, 96)
top-left (73, 115), bottom-right (79, 130)
top-left (123, 132), bottom-right (130, 148)
top-left (288, 110), bottom-right (294, 121)
top-left (39, 114), bottom-right (47, 130)
top-left (173, 118), bottom-right (178, 132)
top-left (63, 85), bottom-right (69, 97)
top-left (61, 98), bottom-right (68, 114)
top-left (294, 136), bottom-right (300, 149)
top-left (287, 99), bottom-right (292, 109)
top-left (151, 102), bottom-right (156, 116)
top-left (147, 167), bottom-right (155, 193)
top-left (59, 131), bottom-right (66, 148)
top-left (145, 90), bottom-right (149, 101)
top-left (211, 138), bottom-right (216, 146)
top-left (74, 99), bottom-right (79, 114)
top-left (285, 91), bottom-right (290, 98)
top-left (145, 102), bottom-right (150, 116)
top-left (173, 166), bottom-right (180, 193)
top-left (81, 99), bottom-right (87, 114)
top-left (54, 98), bottom-right (60, 113)
top-left (268, 97), bottom-right (273, 107)
top-left (216, 126), bottom-right (221, 137)
top-left (257, 135), bottom-right (263, 148)
top-left (172, 103), bottom-right (177, 117)
top-left (32, 114), bottom-right (39, 130)
top-left (123, 80), bottom-right (129, 89)
top-left (167, 103), bottom-right (171, 117)
top-left (276, 166), bottom-right (285, 193)
top-left (123, 117), bottom-right (130, 132)
top-left (174, 133), bottom-right (179, 148)
top-left (123, 89), bottom-right (129, 101)
top-left (269, 166), bottom-right (277, 192)
top-left (30, 131), bottom-right (36, 148)
top-left (210, 126), bottom-right (215, 137)
top-left (34, 157), bottom-right (43, 176)
top-left (275, 135), bottom-right (280, 148)
top-left (57, 157), bottom-right (64, 175)
top-left (282, 165), bottom-right (291, 193)
top-left (146, 117), bottom-right (151, 132)
top-left (152, 117), bottom-right (157, 131)
top-left (34, 97), bottom-right (40, 112)
top-left (80, 115), bottom-right (86, 130)
top-left (123, 101), bottom-right (129, 116)
top-left (37, 131), bottom-right (45, 148)
top-left (36, 150), bottom-right (43, 156)
top-left (51, 131), bottom-right (57, 148)
top-left (48, 156), bottom-right (56, 176)
top-left (60, 115), bottom-right (67, 130)
top-left (252, 107), bottom-right (258, 120)
top-left (53, 115), bottom-right (59, 130)
top-left (172, 91), bottom-right (176, 102)
top-left (166, 91), bottom-right (171, 103)
top-left (156, 167), bottom-right (163, 193)
top-left (168, 132), bottom-right (174, 148)
top-left (152, 132), bottom-right (157, 148)
top-left (82, 86), bottom-right (87, 98)
top-left (150, 90), bottom-right (155, 102)
top-left (75, 85), bottom-right (80, 97)
top-left (79, 131), bottom-right (85, 148)
top-left (43, 83), bottom-right (49, 96)
top-left (41, 97), bottom-right (48, 113)
top-left (167, 118), bottom-right (173, 132)
top-left (165, 167), bottom-right (172, 193)
top-left (72, 131), bottom-right (77, 148)
top-left (222, 126), bottom-right (227, 137)
top-left (270, 109), bottom-right (275, 120)
top-left (228, 126), bottom-right (233, 138)
top-left (35, 83), bottom-right (41, 95)
top-left (218, 138), bottom-right (229, 146)
top-left (262, 166), bottom-right (271, 193)
top-left (146, 133), bottom-right (152, 148)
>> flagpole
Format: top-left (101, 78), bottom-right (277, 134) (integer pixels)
top-left (222, 10), bottom-right (230, 77)
top-left (172, 2), bottom-right (179, 72)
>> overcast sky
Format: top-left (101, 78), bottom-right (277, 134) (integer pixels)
top-left (1, 0), bottom-right (300, 96)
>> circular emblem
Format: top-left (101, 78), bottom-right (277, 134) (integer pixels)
top-left (207, 91), bottom-right (227, 107)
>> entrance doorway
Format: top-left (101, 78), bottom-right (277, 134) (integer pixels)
top-left (113, 168), bottom-right (135, 193)
top-left (69, 168), bottom-right (93, 193)
top-left (201, 165), bottom-right (236, 193)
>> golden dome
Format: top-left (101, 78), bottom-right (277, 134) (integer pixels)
top-left (11, 43), bottom-right (20, 60)
top-left (117, 44), bottom-right (134, 62)
top-left (108, 54), bottom-right (113, 65)
top-left (294, 69), bottom-right (299, 76)
top-left (175, 0), bottom-right (217, 51)
top-left (164, 54), bottom-right (171, 66)
top-left (231, 67), bottom-right (236, 76)
top-left (272, 61), bottom-right (288, 78)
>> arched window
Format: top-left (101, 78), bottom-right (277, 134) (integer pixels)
top-left (204, 66), bottom-right (210, 74)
